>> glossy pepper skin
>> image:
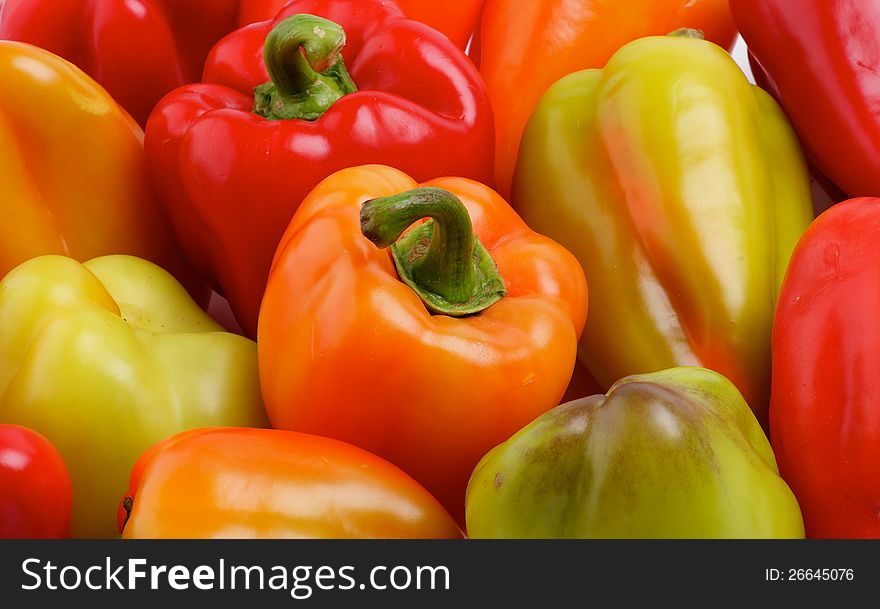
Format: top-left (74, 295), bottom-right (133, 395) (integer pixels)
top-left (477, 0), bottom-right (737, 199)
top-left (147, 1), bottom-right (495, 338)
top-left (512, 34), bottom-right (813, 428)
top-left (0, 424), bottom-right (72, 539)
top-left (119, 428), bottom-right (462, 539)
top-left (244, 0), bottom-right (485, 49)
top-left (0, 41), bottom-right (193, 290)
top-left (0, 0), bottom-right (281, 126)
top-left (0, 255), bottom-right (267, 538)
top-left (395, 0), bottom-right (484, 50)
top-left (258, 165), bottom-right (587, 524)
top-left (771, 198), bottom-right (880, 538)
top-left (466, 368), bottom-right (805, 539)
top-left (731, 0), bottom-right (880, 198)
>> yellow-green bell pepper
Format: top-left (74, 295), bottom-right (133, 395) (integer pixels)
top-left (511, 32), bottom-right (813, 427)
top-left (0, 255), bottom-right (267, 538)
top-left (466, 367), bottom-right (805, 538)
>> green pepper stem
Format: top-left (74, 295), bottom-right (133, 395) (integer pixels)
top-left (253, 14), bottom-right (358, 121)
top-left (360, 188), bottom-right (507, 317)
top-left (668, 27), bottom-right (705, 40)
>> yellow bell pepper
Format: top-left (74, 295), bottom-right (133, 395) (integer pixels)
top-left (0, 41), bottom-right (193, 289)
top-left (512, 32), bottom-right (813, 427)
top-left (0, 255), bottom-right (267, 538)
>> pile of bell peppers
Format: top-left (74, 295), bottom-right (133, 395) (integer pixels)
top-left (0, 0), bottom-right (878, 541)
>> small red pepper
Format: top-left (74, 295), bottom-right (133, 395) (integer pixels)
top-left (0, 424), bottom-right (72, 539)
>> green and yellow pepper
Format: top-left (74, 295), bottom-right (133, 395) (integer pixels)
top-left (512, 32), bottom-right (813, 426)
top-left (0, 255), bottom-right (267, 538)
top-left (466, 367), bottom-right (804, 538)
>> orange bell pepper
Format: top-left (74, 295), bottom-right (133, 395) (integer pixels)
top-left (476, 0), bottom-right (738, 198)
top-left (0, 41), bottom-right (193, 291)
top-left (258, 165), bottom-right (587, 523)
top-left (119, 427), bottom-right (462, 538)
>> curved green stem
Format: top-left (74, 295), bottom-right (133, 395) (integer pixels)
top-left (360, 188), bottom-right (507, 316)
top-left (253, 14), bottom-right (358, 121)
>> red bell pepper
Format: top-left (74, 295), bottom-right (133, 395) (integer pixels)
top-left (0, 0), bottom-right (281, 126)
top-left (771, 197), bottom-right (880, 538)
top-left (146, 0), bottom-right (495, 337)
top-left (731, 0), bottom-right (880, 198)
top-left (395, 0), bottom-right (485, 50)
top-left (239, 0), bottom-right (485, 49)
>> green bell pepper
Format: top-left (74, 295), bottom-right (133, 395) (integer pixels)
top-left (466, 367), bottom-right (804, 538)
top-left (512, 32), bottom-right (813, 426)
